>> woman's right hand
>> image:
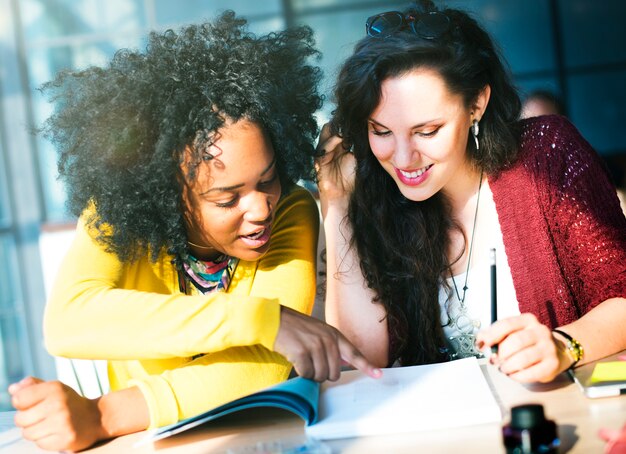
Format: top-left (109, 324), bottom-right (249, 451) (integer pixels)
top-left (273, 306), bottom-right (382, 382)
top-left (10, 376), bottom-right (149, 452)
top-left (10, 376), bottom-right (106, 452)
top-left (315, 123), bottom-right (356, 218)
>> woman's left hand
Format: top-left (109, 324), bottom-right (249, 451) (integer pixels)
top-left (314, 123), bottom-right (356, 218)
top-left (9, 376), bottom-right (106, 452)
top-left (475, 313), bottom-right (572, 383)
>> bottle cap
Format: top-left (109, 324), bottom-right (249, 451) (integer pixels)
top-left (510, 404), bottom-right (546, 429)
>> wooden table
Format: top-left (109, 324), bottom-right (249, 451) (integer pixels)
top-left (4, 360), bottom-right (625, 453)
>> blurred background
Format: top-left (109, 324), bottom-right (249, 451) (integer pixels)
top-left (1, 0), bottom-right (625, 410)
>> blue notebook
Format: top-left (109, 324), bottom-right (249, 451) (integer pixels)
top-left (140, 357), bottom-right (500, 444)
top-left (143, 377), bottom-right (320, 444)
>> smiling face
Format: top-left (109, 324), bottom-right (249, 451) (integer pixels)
top-left (368, 68), bottom-right (488, 203)
top-left (182, 118), bottom-right (281, 262)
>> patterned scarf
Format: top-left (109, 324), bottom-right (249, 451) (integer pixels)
top-left (178, 254), bottom-right (239, 295)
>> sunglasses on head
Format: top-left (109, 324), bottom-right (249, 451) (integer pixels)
top-left (365, 10), bottom-right (450, 39)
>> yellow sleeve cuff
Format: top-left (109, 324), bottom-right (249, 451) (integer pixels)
top-left (128, 376), bottom-right (180, 429)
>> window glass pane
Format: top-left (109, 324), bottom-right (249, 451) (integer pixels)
top-left (299, 3), bottom-right (406, 121)
top-left (292, 0), bottom-right (388, 11)
top-left (36, 137), bottom-right (68, 222)
top-left (445, 0), bottom-right (556, 75)
top-left (559, 0), bottom-right (626, 68)
top-left (0, 142), bottom-right (10, 228)
top-left (567, 70), bottom-right (626, 155)
top-left (27, 39), bottom-right (144, 90)
top-left (26, 37), bottom-right (143, 221)
top-left (20, 0), bottom-right (146, 41)
top-left (0, 234), bottom-right (31, 411)
top-left (154, 0), bottom-right (282, 25)
top-left (245, 18), bottom-right (287, 35)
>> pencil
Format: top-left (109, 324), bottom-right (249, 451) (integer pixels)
top-left (490, 248), bottom-right (498, 354)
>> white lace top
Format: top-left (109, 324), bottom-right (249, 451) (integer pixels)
top-left (438, 181), bottom-right (521, 359)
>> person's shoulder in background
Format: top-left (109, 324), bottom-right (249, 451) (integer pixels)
top-left (521, 89), bottom-right (565, 119)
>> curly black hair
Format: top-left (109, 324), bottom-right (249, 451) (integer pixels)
top-left (40, 11), bottom-right (323, 263)
top-left (332, 0), bottom-right (521, 366)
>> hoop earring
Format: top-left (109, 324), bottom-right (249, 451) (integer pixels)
top-left (471, 119), bottom-right (480, 150)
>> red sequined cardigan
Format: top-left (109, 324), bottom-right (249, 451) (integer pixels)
top-left (489, 115), bottom-right (626, 328)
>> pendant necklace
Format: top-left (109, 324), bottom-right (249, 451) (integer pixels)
top-left (446, 169), bottom-right (484, 359)
top-left (450, 169), bottom-right (483, 305)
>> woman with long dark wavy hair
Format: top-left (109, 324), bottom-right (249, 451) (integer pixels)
top-left (8, 12), bottom-right (378, 452)
top-left (317, 0), bottom-right (626, 382)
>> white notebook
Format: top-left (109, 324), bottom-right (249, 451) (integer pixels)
top-left (306, 357), bottom-right (501, 440)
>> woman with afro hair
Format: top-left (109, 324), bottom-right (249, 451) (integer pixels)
top-left (9, 12), bottom-right (379, 451)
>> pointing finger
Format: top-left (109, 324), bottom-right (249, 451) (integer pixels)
top-left (337, 335), bottom-right (382, 379)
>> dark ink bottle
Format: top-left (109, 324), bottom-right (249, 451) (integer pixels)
top-left (502, 404), bottom-right (560, 453)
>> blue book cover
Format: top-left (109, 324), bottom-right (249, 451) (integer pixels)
top-left (144, 377), bottom-right (320, 443)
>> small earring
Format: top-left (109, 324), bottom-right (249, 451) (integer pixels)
top-left (471, 119), bottom-right (480, 150)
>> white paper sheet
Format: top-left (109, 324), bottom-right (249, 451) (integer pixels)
top-left (306, 357), bottom-right (501, 440)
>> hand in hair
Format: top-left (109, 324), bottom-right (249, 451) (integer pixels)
top-left (315, 123), bottom-right (390, 367)
top-left (315, 123), bottom-right (356, 218)
top-left (274, 306), bottom-right (382, 381)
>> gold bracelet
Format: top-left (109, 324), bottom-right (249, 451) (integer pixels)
top-left (552, 329), bottom-right (584, 368)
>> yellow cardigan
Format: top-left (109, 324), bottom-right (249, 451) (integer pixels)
top-left (44, 186), bottom-right (319, 428)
